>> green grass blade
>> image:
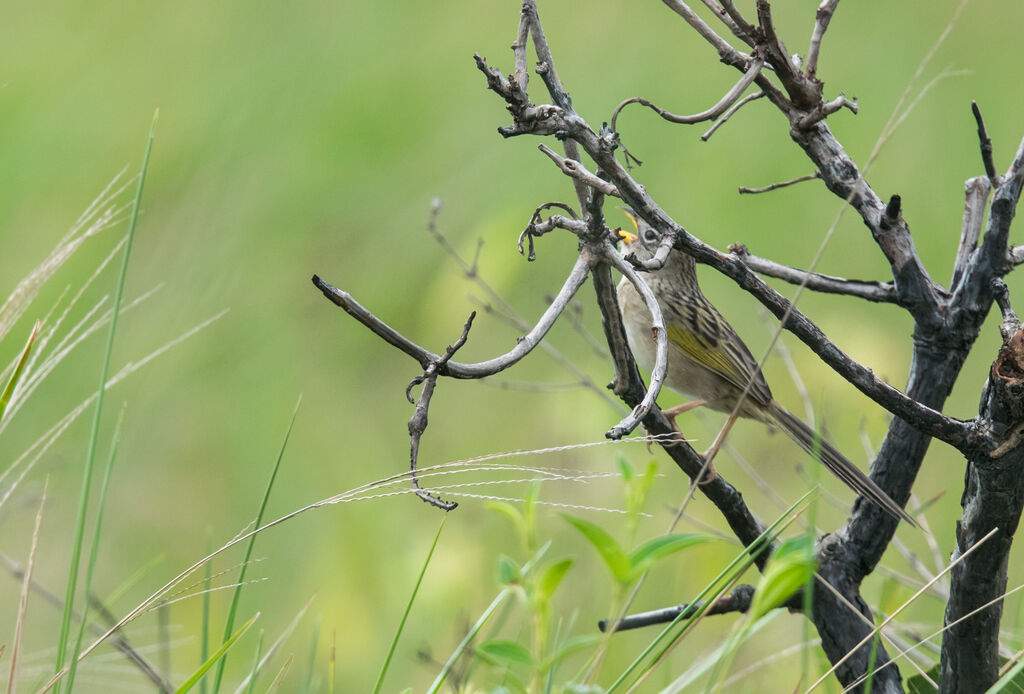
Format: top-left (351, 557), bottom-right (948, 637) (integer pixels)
top-left (244, 630), bottom-right (264, 694)
top-left (607, 489), bottom-right (815, 693)
top-left (175, 613), bottom-right (259, 694)
top-left (212, 395), bottom-right (302, 693)
top-left (265, 653), bottom-right (294, 693)
top-left (299, 618), bottom-right (321, 694)
top-left (65, 405), bottom-right (126, 692)
top-left (201, 531), bottom-right (213, 694)
top-left (426, 542), bottom-right (550, 694)
top-left (373, 514), bottom-right (447, 694)
top-left (54, 110), bottom-right (158, 690)
top-left (0, 319), bottom-right (39, 425)
top-left (232, 592), bottom-right (316, 694)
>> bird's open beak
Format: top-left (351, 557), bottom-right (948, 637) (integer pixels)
top-left (618, 207), bottom-right (640, 244)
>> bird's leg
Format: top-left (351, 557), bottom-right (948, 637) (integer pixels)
top-left (662, 399), bottom-right (707, 420)
top-left (697, 413), bottom-right (738, 483)
top-left (645, 399), bottom-right (707, 452)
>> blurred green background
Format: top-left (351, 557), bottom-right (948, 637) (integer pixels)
top-left (2, 0), bottom-right (1023, 690)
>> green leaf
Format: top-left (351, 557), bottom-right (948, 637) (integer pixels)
top-left (542, 634), bottom-right (601, 670)
top-left (534, 558), bottom-right (573, 605)
top-left (174, 612), bottom-right (259, 693)
top-left (628, 533), bottom-right (717, 579)
top-left (478, 640), bottom-right (535, 667)
top-left (562, 514), bottom-right (630, 585)
top-left (988, 656), bottom-right (1024, 693)
top-left (0, 320), bottom-right (38, 424)
top-left (749, 536), bottom-right (817, 620)
top-left (488, 501), bottom-right (525, 535)
top-left (497, 554), bottom-right (521, 585)
top-left (617, 457), bottom-right (634, 482)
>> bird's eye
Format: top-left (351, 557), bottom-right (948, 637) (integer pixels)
top-left (642, 228), bottom-right (659, 244)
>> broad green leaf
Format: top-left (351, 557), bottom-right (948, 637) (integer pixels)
top-left (478, 640), bottom-right (535, 667)
top-left (628, 534), bottom-right (717, 579)
top-left (497, 554), bottom-right (521, 585)
top-left (488, 501), bottom-right (525, 535)
top-left (748, 536), bottom-right (817, 620)
top-left (534, 558), bottom-right (573, 605)
top-left (562, 514), bottom-right (630, 584)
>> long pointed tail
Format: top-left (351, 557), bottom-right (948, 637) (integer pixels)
top-left (767, 401), bottom-right (916, 526)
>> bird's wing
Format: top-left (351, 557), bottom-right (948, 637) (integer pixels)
top-left (666, 317), bottom-right (774, 408)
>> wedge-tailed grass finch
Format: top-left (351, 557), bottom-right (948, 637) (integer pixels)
top-left (615, 208), bottom-right (913, 525)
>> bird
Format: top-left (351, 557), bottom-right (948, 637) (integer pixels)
top-left (615, 208), bottom-right (914, 525)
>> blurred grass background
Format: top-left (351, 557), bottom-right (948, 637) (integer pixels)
top-left (2, 0), bottom-right (1023, 690)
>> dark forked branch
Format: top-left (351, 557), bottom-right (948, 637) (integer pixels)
top-left (312, 257), bottom-right (590, 380)
top-left (405, 312), bottom-right (477, 510)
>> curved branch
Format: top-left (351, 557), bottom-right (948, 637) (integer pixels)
top-left (589, 260), bottom-right (770, 561)
top-left (312, 255), bottom-right (590, 379)
top-left (701, 90), bottom-right (765, 141)
top-left (610, 58), bottom-right (764, 133)
top-left (600, 245), bottom-right (668, 439)
top-left (405, 312), bottom-right (476, 511)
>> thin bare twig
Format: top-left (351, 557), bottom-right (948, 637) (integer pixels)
top-left (730, 243), bottom-right (900, 304)
top-left (701, 90), bottom-right (765, 141)
top-left (737, 171), bottom-right (821, 194)
top-left (972, 100), bottom-right (999, 185)
top-left (806, 0), bottom-right (841, 78)
top-left (610, 58), bottom-right (764, 133)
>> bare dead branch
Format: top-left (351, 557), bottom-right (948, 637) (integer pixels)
top-left (610, 58), bottom-right (764, 133)
top-left (518, 202), bottom-right (583, 260)
top-left (729, 243), bottom-right (900, 304)
top-left (796, 93), bottom-right (858, 128)
top-left (520, 0), bottom-right (591, 209)
top-left (951, 176), bottom-right (992, 289)
top-left (625, 233), bottom-right (675, 272)
top-left (701, 90), bottom-right (765, 141)
top-left (806, 0), bottom-right (841, 78)
top-left (406, 312), bottom-right (476, 510)
top-left (972, 100), bottom-right (999, 185)
top-left (472, 77), bottom-right (975, 450)
top-left (598, 584), bottom-right (757, 632)
top-left (718, 0), bottom-right (758, 44)
top-left (512, 6), bottom-right (530, 91)
top-left (941, 311), bottom-right (1024, 690)
top-left (737, 171), bottom-right (821, 194)
top-left (662, 0), bottom-right (751, 67)
top-left (698, 0), bottom-right (751, 47)
top-left (312, 256), bottom-right (590, 379)
top-left (538, 144), bottom-right (620, 198)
